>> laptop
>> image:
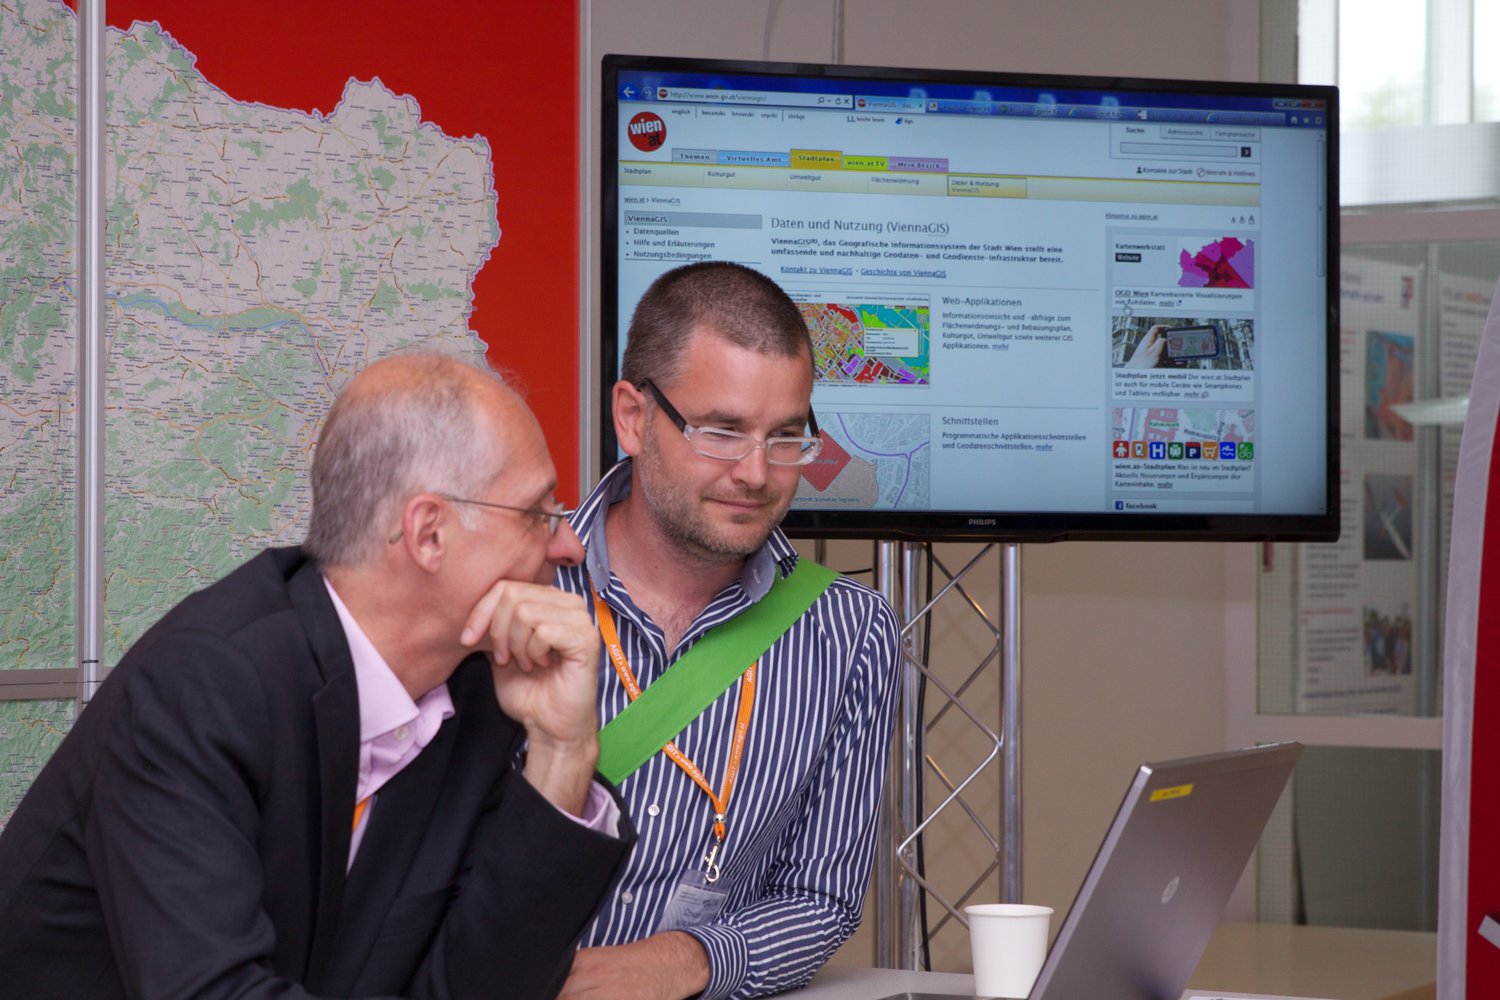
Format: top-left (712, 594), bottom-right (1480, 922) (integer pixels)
top-left (882, 740), bottom-right (1304, 1000)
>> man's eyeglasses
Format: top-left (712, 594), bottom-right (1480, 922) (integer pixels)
top-left (637, 379), bottom-right (823, 467)
top-left (440, 495), bottom-right (572, 535)
top-left (388, 495), bottom-right (572, 544)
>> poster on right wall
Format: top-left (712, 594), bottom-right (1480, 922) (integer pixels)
top-left (1296, 257), bottom-right (1422, 715)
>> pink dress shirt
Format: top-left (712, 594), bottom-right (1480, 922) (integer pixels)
top-left (322, 578), bottom-right (616, 868)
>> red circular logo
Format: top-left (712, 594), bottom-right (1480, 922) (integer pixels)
top-left (627, 111), bottom-right (666, 152)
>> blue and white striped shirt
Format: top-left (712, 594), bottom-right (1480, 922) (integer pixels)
top-left (561, 461), bottom-right (901, 999)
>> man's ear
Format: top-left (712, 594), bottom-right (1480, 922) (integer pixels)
top-left (395, 494), bottom-right (447, 574)
top-left (613, 380), bottom-right (649, 457)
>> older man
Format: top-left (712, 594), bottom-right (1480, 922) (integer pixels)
top-left (0, 353), bottom-right (632, 999)
top-left (560, 262), bottom-right (902, 1000)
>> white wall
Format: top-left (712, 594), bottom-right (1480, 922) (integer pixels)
top-left (584, 0), bottom-right (1262, 971)
top-left (586, 0), bottom-right (1256, 79)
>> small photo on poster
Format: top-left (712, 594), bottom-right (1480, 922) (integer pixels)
top-left (1110, 316), bottom-right (1255, 371)
top-left (1363, 473), bottom-right (1414, 561)
top-left (1365, 331), bottom-right (1415, 440)
top-left (1363, 605), bottom-right (1414, 676)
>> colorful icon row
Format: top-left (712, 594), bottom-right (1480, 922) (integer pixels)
top-left (1112, 440), bottom-right (1254, 460)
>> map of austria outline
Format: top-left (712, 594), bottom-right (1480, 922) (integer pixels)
top-left (0, 0), bottom-right (506, 826)
top-left (102, 11), bottom-right (498, 659)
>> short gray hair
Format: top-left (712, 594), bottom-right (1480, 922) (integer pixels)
top-left (620, 261), bottom-right (811, 388)
top-left (304, 353), bottom-right (506, 567)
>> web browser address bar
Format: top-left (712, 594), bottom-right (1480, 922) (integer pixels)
top-left (655, 87), bottom-right (853, 109)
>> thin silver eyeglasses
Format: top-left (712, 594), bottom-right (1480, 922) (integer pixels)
top-left (638, 378), bottom-right (823, 466)
top-left (440, 495), bottom-right (572, 535)
top-left (388, 495), bottom-right (572, 544)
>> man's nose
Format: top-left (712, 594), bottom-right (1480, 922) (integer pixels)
top-left (731, 443), bottom-right (770, 489)
top-left (547, 519), bottom-right (586, 568)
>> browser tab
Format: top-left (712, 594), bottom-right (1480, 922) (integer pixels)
top-left (854, 95), bottom-right (926, 113)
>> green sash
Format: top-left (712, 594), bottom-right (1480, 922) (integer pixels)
top-left (595, 560), bottom-right (838, 785)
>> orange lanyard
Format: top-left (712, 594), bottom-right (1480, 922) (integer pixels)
top-left (352, 797), bottom-right (369, 833)
top-left (591, 586), bottom-right (756, 880)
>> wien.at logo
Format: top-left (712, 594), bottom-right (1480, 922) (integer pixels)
top-left (627, 111), bottom-right (666, 152)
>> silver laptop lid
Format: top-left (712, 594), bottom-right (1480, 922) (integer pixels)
top-left (1028, 741), bottom-right (1303, 1000)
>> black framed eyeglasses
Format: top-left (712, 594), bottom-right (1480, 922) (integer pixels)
top-left (637, 378), bottom-right (823, 466)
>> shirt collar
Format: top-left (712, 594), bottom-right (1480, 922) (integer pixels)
top-left (321, 576), bottom-right (454, 743)
top-left (575, 458), bottom-right (798, 603)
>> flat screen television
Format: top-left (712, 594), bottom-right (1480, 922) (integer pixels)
top-left (600, 54), bottom-right (1339, 541)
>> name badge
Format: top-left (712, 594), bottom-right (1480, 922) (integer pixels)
top-left (655, 869), bottom-right (730, 932)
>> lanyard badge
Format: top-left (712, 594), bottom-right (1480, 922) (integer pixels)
top-left (702, 813), bottom-right (727, 882)
top-left (592, 588), bottom-right (758, 916)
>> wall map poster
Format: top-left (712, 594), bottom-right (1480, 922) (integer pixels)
top-left (0, 0), bottom-right (580, 825)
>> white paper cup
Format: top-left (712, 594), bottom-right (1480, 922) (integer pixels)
top-left (964, 903), bottom-right (1054, 999)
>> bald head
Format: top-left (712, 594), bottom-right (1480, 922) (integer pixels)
top-left (304, 353), bottom-right (525, 568)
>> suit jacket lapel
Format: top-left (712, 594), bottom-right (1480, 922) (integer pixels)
top-left (288, 558), bottom-right (360, 989)
top-left (325, 712), bottom-right (459, 986)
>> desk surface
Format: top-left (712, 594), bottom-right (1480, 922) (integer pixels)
top-left (773, 967), bottom-right (1302, 1000)
top-left (1188, 922), bottom-right (1436, 1000)
top-left (778, 966), bottom-right (976, 999)
top-left (787, 922), bottom-right (1436, 1000)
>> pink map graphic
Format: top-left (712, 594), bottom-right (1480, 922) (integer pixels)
top-left (1179, 237), bottom-right (1254, 288)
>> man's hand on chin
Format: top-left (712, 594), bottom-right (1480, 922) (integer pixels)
top-left (459, 578), bottom-right (601, 817)
top-left (559, 933), bottom-right (712, 1000)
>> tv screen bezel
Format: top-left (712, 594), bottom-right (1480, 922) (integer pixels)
top-left (599, 53), bottom-right (1340, 543)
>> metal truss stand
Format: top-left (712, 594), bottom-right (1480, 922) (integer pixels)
top-left (871, 541), bottom-right (1022, 969)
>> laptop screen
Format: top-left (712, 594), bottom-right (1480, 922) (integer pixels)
top-left (1029, 742), bottom-right (1302, 1000)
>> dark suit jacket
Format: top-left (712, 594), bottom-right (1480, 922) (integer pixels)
top-left (0, 548), bottom-right (633, 999)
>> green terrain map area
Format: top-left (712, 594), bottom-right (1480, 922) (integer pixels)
top-left (0, 0), bottom-right (498, 824)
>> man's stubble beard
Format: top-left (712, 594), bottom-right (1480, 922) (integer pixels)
top-left (635, 421), bottom-right (794, 566)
